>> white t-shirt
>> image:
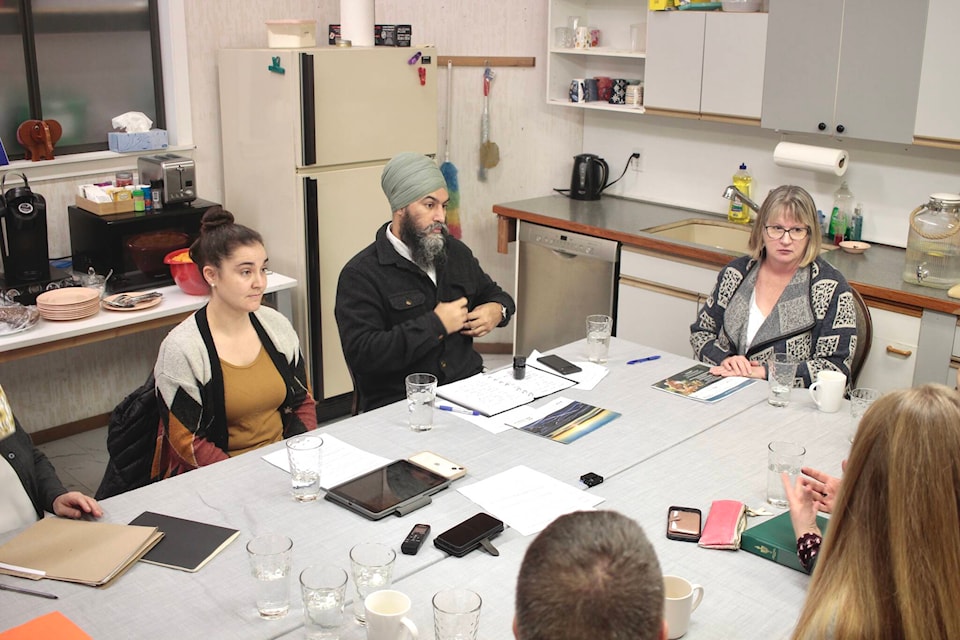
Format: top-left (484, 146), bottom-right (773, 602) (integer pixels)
top-left (746, 288), bottom-right (766, 349)
top-left (0, 458), bottom-right (39, 534)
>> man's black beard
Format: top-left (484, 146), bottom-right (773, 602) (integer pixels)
top-left (400, 212), bottom-right (447, 269)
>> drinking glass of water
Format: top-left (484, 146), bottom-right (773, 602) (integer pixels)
top-left (300, 565), bottom-right (348, 640)
top-left (585, 314), bottom-right (612, 364)
top-left (349, 543), bottom-right (396, 624)
top-left (246, 534), bottom-right (293, 619)
top-left (767, 353), bottom-right (798, 407)
top-left (766, 441), bottom-right (805, 508)
top-left (405, 373), bottom-right (437, 431)
top-left (286, 434), bottom-right (323, 502)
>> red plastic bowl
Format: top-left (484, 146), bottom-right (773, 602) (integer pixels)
top-left (163, 248), bottom-right (210, 296)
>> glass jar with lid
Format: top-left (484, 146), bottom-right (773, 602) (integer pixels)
top-left (902, 193), bottom-right (960, 288)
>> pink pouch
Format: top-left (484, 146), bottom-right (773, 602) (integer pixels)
top-left (698, 500), bottom-right (747, 550)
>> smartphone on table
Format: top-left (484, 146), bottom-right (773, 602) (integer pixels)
top-left (666, 506), bottom-right (702, 542)
top-left (536, 354), bottom-right (582, 375)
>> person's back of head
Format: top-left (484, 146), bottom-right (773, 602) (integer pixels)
top-left (514, 510), bottom-right (665, 640)
top-left (793, 383), bottom-right (960, 640)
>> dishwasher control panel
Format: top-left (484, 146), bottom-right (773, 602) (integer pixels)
top-left (519, 223), bottom-right (619, 261)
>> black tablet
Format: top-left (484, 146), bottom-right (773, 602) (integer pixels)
top-left (323, 459), bottom-right (451, 520)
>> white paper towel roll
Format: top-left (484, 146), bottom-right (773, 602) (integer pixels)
top-left (340, 0), bottom-right (374, 46)
top-left (773, 142), bottom-right (849, 177)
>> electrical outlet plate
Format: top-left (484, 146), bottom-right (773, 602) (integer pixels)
top-left (631, 149), bottom-right (644, 172)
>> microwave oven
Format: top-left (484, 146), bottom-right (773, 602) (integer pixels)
top-left (68, 199), bottom-right (218, 294)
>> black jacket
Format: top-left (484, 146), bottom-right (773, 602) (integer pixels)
top-left (1, 420), bottom-right (67, 519)
top-left (336, 223), bottom-right (515, 412)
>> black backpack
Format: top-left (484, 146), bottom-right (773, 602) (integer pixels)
top-left (94, 373), bottom-right (160, 500)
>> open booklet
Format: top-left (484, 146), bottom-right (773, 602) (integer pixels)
top-left (651, 363), bottom-right (756, 403)
top-left (436, 365), bottom-right (576, 417)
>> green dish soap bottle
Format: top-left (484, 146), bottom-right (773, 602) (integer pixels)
top-left (728, 163), bottom-right (752, 224)
top-left (828, 181), bottom-right (854, 245)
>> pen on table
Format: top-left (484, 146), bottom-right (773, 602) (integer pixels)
top-left (437, 405), bottom-right (482, 416)
top-left (0, 583), bottom-right (58, 599)
top-left (627, 355), bottom-right (661, 365)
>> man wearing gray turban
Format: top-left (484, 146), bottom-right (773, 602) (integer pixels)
top-left (335, 152), bottom-right (515, 412)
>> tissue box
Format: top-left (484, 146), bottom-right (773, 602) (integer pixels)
top-left (108, 129), bottom-right (169, 153)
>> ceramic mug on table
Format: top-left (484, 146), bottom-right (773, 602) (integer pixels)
top-left (365, 590), bottom-right (419, 640)
top-left (663, 575), bottom-right (704, 639)
top-left (809, 370), bottom-right (847, 413)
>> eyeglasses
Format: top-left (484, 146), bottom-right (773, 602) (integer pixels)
top-left (764, 225), bottom-right (810, 241)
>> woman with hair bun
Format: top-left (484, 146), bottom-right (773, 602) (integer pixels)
top-left (151, 207), bottom-right (315, 478)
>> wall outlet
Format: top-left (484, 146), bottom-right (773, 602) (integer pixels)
top-left (631, 149), bottom-right (644, 172)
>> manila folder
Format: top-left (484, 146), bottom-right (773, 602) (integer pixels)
top-left (0, 517), bottom-right (162, 587)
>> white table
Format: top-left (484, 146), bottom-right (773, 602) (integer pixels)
top-left (0, 338), bottom-right (848, 639)
top-left (0, 272), bottom-right (297, 363)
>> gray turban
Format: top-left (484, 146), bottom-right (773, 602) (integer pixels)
top-left (381, 152), bottom-right (446, 212)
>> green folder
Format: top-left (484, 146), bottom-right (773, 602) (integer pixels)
top-left (740, 511), bottom-right (829, 573)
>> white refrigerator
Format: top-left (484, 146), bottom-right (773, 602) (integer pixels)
top-left (219, 46), bottom-right (438, 405)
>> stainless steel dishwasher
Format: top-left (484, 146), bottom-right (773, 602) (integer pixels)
top-left (514, 221), bottom-right (620, 356)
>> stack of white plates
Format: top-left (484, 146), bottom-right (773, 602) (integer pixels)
top-left (36, 287), bottom-right (101, 321)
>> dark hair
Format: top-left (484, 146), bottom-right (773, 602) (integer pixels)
top-left (515, 510), bottom-right (664, 640)
top-left (188, 206), bottom-right (263, 269)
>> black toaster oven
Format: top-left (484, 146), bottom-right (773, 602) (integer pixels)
top-left (68, 198), bottom-right (218, 294)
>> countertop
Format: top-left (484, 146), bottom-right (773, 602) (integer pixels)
top-left (493, 195), bottom-right (960, 317)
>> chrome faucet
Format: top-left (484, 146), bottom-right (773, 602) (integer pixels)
top-left (722, 185), bottom-right (760, 217)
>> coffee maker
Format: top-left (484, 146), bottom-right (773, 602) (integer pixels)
top-left (0, 173), bottom-right (50, 286)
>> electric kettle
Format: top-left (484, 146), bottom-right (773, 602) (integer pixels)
top-left (569, 154), bottom-right (609, 201)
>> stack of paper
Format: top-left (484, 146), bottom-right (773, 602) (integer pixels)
top-left (0, 518), bottom-right (162, 587)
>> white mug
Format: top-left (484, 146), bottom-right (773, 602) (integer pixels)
top-left (663, 575), bottom-right (704, 639)
top-left (365, 590), bottom-right (419, 640)
top-left (809, 370), bottom-right (847, 413)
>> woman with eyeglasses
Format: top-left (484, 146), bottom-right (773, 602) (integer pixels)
top-left (690, 185), bottom-right (857, 386)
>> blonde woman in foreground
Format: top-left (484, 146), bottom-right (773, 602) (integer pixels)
top-left (786, 384), bottom-right (960, 640)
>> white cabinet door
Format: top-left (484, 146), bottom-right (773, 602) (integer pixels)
top-left (856, 307), bottom-right (921, 393)
top-left (914, 0), bottom-right (960, 142)
top-left (644, 12), bottom-right (705, 114)
top-left (700, 14), bottom-right (767, 119)
top-left (618, 278), bottom-right (699, 358)
top-left (762, 0), bottom-right (927, 144)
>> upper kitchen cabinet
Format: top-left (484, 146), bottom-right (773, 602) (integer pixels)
top-left (547, 0), bottom-right (647, 114)
top-left (914, 0), bottom-right (960, 145)
top-left (761, 0), bottom-right (928, 144)
top-left (645, 12), bottom-right (767, 123)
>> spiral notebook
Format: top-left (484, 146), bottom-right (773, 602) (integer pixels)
top-left (437, 366), bottom-right (576, 417)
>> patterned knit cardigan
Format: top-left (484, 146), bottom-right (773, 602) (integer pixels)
top-left (690, 255), bottom-right (857, 387)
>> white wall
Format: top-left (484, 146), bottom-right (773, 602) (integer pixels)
top-left (584, 111), bottom-right (960, 248)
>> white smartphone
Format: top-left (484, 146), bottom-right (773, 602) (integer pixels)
top-left (407, 451), bottom-right (467, 481)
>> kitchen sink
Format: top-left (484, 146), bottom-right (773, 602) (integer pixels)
top-left (643, 218), bottom-right (837, 255)
top-left (643, 218), bottom-right (753, 254)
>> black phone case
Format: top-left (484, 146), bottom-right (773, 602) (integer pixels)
top-left (434, 514), bottom-right (504, 557)
top-left (666, 506), bottom-right (702, 542)
top-left (537, 355), bottom-right (582, 375)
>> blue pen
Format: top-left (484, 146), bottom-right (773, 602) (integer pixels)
top-left (627, 355), bottom-right (661, 365)
top-left (438, 405), bottom-right (481, 416)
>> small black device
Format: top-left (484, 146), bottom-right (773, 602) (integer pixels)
top-left (666, 506), bottom-right (702, 542)
top-left (580, 472), bottom-right (604, 487)
top-left (401, 523), bottom-right (431, 555)
top-left (537, 354), bottom-right (582, 376)
top-left (0, 172), bottom-right (50, 286)
top-left (513, 355), bottom-right (526, 380)
top-left (434, 512), bottom-right (504, 557)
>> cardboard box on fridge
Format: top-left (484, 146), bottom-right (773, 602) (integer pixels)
top-left (108, 129), bottom-right (168, 153)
